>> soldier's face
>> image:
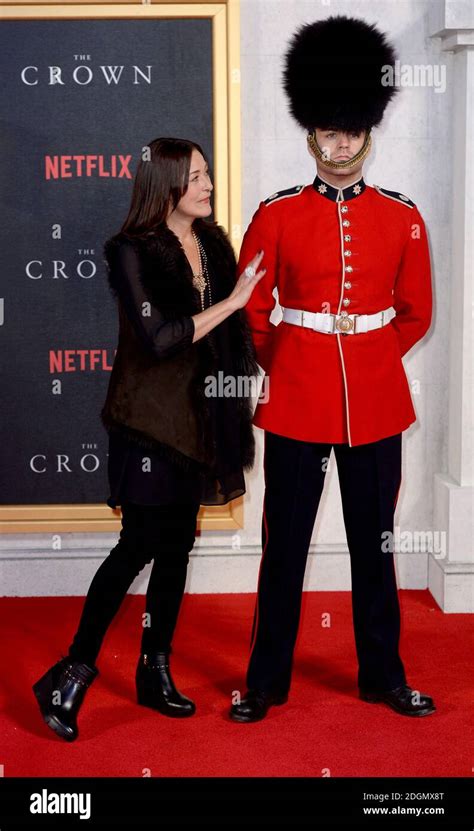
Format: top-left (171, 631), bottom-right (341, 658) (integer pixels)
top-left (313, 129), bottom-right (366, 175)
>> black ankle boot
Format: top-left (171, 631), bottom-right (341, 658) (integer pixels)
top-left (32, 656), bottom-right (99, 742)
top-left (136, 650), bottom-right (195, 717)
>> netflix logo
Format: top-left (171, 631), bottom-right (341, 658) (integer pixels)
top-left (45, 154), bottom-right (132, 179)
top-left (49, 349), bottom-right (116, 373)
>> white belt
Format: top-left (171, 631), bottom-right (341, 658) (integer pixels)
top-left (281, 305), bottom-right (396, 335)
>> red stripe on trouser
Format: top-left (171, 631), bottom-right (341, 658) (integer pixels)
top-left (248, 496), bottom-right (269, 658)
top-left (248, 439), bottom-right (270, 659)
top-left (394, 478), bottom-right (402, 511)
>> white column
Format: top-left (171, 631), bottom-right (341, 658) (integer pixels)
top-left (429, 1), bottom-right (474, 611)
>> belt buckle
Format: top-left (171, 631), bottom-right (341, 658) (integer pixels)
top-left (335, 314), bottom-right (354, 333)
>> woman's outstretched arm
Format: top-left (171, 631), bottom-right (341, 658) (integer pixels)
top-left (191, 250), bottom-right (265, 342)
top-left (107, 240), bottom-right (265, 356)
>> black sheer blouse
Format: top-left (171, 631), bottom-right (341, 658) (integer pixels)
top-left (105, 233), bottom-right (247, 509)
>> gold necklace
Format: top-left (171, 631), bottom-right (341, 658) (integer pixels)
top-left (191, 230), bottom-right (211, 310)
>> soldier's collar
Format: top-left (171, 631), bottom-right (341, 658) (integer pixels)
top-left (312, 173), bottom-right (366, 202)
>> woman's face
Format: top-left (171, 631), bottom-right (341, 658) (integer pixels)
top-left (172, 149), bottom-right (213, 220)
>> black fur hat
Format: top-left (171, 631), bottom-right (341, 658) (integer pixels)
top-left (282, 15), bottom-right (399, 133)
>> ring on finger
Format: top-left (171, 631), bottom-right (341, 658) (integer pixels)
top-left (245, 266), bottom-right (256, 279)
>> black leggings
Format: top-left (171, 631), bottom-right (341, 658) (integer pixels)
top-left (67, 501), bottom-right (200, 667)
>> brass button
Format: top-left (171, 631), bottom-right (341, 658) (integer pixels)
top-left (342, 298), bottom-right (350, 306)
top-left (344, 250), bottom-right (352, 257)
top-left (345, 265), bottom-right (353, 273)
top-left (342, 220), bottom-right (350, 227)
top-left (344, 281), bottom-right (352, 289)
top-left (344, 235), bottom-right (351, 242)
top-left (341, 205), bottom-right (348, 213)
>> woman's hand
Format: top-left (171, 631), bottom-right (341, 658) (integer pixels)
top-left (191, 251), bottom-right (266, 344)
top-left (227, 251), bottom-right (266, 312)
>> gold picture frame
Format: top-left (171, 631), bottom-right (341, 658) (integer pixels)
top-left (0, 0), bottom-right (244, 532)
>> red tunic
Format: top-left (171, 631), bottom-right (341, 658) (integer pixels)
top-left (238, 175), bottom-right (433, 447)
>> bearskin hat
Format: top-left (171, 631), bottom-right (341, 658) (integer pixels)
top-left (282, 15), bottom-right (399, 133)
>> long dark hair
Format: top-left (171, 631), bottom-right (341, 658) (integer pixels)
top-left (120, 137), bottom-right (210, 237)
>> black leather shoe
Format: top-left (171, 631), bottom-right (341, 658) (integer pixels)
top-left (136, 651), bottom-right (195, 717)
top-left (32, 656), bottom-right (99, 741)
top-left (359, 683), bottom-right (436, 716)
top-left (229, 688), bottom-right (288, 723)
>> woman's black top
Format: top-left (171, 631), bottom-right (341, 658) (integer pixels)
top-left (105, 234), bottom-right (247, 509)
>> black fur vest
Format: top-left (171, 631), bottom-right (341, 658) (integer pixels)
top-left (100, 217), bottom-right (259, 473)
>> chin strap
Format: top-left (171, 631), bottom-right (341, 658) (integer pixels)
top-left (307, 130), bottom-right (372, 170)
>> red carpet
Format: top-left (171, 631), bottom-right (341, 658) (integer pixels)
top-left (1, 590), bottom-right (471, 777)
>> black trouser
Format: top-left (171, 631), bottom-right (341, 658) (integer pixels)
top-left (67, 501), bottom-right (200, 667)
top-left (246, 430), bottom-right (407, 696)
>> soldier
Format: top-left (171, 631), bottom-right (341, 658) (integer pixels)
top-left (230, 15), bottom-right (436, 722)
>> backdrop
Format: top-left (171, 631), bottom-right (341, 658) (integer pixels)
top-left (0, 18), bottom-right (213, 504)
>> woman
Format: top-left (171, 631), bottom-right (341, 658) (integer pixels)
top-left (32, 137), bottom-right (266, 741)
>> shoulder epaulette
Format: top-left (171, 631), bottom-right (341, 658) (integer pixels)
top-left (263, 185), bottom-right (305, 206)
top-left (373, 185), bottom-right (415, 208)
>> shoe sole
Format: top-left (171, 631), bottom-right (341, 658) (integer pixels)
top-left (136, 694), bottom-right (196, 718)
top-left (32, 680), bottom-right (77, 741)
top-left (359, 692), bottom-right (436, 717)
top-left (229, 695), bottom-right (288, 723)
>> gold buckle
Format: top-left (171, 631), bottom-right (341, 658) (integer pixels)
top-left (335, 314), bottom-right (354, 333)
